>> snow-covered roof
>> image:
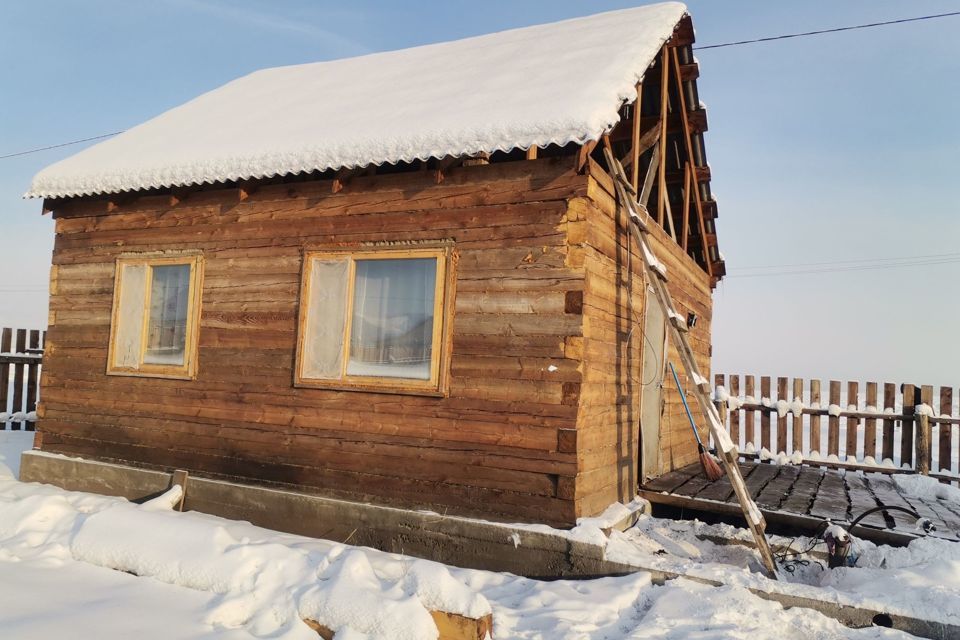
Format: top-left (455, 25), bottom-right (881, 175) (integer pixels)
top-left (27, 3), bottom-right (687, 199)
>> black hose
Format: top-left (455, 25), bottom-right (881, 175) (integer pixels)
top-left (848, 505), bottom-right (924, 532)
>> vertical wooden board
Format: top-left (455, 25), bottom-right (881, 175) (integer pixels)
top-left (776, 377), bottom-right (787, 454)
top-left (25, 363), bottom-right (38, 432)
top-left (921, 385), bottom-right (933, 472)
top-left (0, 328), bottom-right (11, 353)
top-left (902, 384), bottom-right (915, 468)
top-left (14, 328), bottom-right (26, 354)
top-left (744, 375), bottom-right (756, 449)
top-left (791, 378), bottom-right (803, 454)
top-left (882, 382), bottom-right (896, 462)
top-left (11, 363), bottom-right (24, 431)
top-left (828, 380), bottom-right (841, 457)
top-left (760, 376), bottom-right (771, 451)
top-left (939, 387), bottom-right (953, 473)
top-left (730, 374), bottom-right (741, 448)
top-left (864, 382), bottom-right (878, 460)
top-left (845, 381), bottom-right (859, 460)
top-left (809, 379), bottom-right (821, 455)
top-left (28, 329), bottom-right (40, 351)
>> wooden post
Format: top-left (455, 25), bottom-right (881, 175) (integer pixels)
top-left (921, 385), bottom-right (933, 472)
top-left (681, 163), bottom-right (691, 252)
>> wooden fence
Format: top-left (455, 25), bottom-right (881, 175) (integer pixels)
top-left (1, 328), bottom-right (45, 431)
top-left (712, 373), bottom-right (960, 482)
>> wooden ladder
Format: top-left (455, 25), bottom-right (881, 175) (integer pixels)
top-left (602, 146), bottom-right (779, 578)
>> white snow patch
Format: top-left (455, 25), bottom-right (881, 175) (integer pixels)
top-left (29, 5), bottom-right (690, 199)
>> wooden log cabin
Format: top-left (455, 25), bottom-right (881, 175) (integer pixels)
top-left (25, 2), bottom-right (725, 526)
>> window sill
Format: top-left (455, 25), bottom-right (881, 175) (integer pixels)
top-left (293, 378), bottom-right (447, 398)
top-left (106, 368), bottom-right (197, 381)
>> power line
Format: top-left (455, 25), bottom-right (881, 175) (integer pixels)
top-left (727, 256), bottom-right (960, 278)
top-left (3, 11), bottom-right (959, 160)
top-left (695, 10), bottom-right (960, 50)
top-left (734, 250), bottom-right (960, 272)
top-left (0, 131), bottom-right (124, 160)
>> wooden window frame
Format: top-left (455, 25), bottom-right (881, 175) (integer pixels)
top-left (295, 245), bottom-right (456, 397)
top-left (106, 253), bottom-right (204, 380)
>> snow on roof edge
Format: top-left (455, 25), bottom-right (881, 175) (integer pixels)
top-left (26, 3), bottom-right (688, 200)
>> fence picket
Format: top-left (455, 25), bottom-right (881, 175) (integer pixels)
top-left (940, 387), bottom-right (953, 474)
top-left (744, 375), bottom-right (756, 449)
top-left (921, 385), bottom-right (933, 472)
top-left (864, 382), bottom-right (878, 460)
top-left (776, 377), bottom-right (787, 453)
top-left (828, 381), bottom-right (840, 457)
top-left (810, 379), bottom-right (821, 455)
top-left (730, 374), bottom-right (741, 448)
top-left (901, 384), bottom-right (916, 467)
top-left (792, 378), bottom-right (803, 454)
top-left (760, 376), bottom-right (771, 450)
top-left (882, 382), bottom-right (895, 462)
top-left (845, 381), bottom-right (859, 459)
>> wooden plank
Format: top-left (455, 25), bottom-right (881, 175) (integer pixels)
top-left (696, 462), bottom-right (757, 502)
top-left (776, 377), bottom-right (787, 454)
top-left (828, 381), bottom-right (841, 457)
top-left (864, 382), bottom-right (878, 460)
top-left (14, 328), bottom-right (26, 354)
top-left (755, 464), bottom-right (800, 510)
top-left (809, 379), bottom-right (821, 456)
top-left (791, 378), bottom-right (803, 454)
top-left (25, 362), bottom-right (38, 432)
top-left (845, 472), bottom-right (885, 529)
top-left (657, 48), bottom-right (669, 227)
top-left (808, 469), bottom-right (848, 521)
top-left (11, 362), bottom-right (24, 431)
top-left (744, 375), bottom-right (756, 449)
top-left (760, 376), bottom-right (771, 451)
top-left (779, 466), bottom-right (825, 515)
top-left (920, 385), bottom-right (934, 473)
top-left (681, 163), bottom-right (691, 251)
top-left (630, 83), bottom-right (642, 191)
top-left (846, 381), bottom-right (859, 460)
top-left (743, 462), bottom-right (779, 500)
top-left (862, 474), bottom-right (920, 530)
top-left (902, 384), bottom-right (916, 468)
top-left (939, 386), bottom-right (953, 473)
top-left (642, 465), bottom-right (699, 493)
top-left (729, 374), bottom-right (741, 448)
top-left (882, 382), bottom-right (896, 462)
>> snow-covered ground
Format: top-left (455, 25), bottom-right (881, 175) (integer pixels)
top-left (0, 433), bottom-right (953, 639)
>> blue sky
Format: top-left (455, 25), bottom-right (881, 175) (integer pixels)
top-left (2, 1), bottom-right (958, 385)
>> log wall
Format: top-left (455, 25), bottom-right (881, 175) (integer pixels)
top-left (36, 156), bottom-right (714, 525)
top-left (570, 161), bottom-right (713, 513)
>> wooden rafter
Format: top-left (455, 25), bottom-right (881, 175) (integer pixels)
top-left (575, 140), bottom-right (598, 173)
top-left (681, 162), bottom-right (691, 251)
top-left (657, 48), bottom-right (669, 227)
top-left (630, 83), bottom-right (642, 191)
top-left (670, 46), bottom-right (713, 279)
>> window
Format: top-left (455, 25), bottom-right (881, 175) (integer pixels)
top-left (107, 254), bottom-right (204, 379)
top-left (296, 247), bottom-right (453, 394)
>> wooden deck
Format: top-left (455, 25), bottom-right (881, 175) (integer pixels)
top-left (640, 461), bottom-right (960, 545)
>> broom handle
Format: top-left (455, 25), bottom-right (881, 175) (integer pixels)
top-left (669, 362), bottom-right (704, 448)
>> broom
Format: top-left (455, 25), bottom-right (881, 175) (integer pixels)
top-left (668, 362), bottom-right (725, 481)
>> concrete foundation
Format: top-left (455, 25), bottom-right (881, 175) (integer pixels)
top-left (19, 450), bottom-right (959, 640)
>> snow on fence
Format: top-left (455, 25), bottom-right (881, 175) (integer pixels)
top-left (1, 328), bottom-right (44, 431)
top-left (713, 373), bottom-right (960, 484)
